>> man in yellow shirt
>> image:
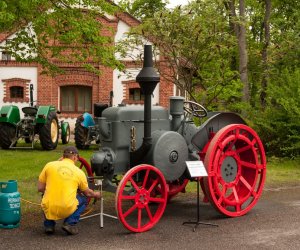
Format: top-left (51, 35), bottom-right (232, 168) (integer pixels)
top-left (38, 146), bottom-right (100, 235)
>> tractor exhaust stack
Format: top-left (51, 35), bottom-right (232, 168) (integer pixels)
top-left (130, 45), bottom-right (160, 165)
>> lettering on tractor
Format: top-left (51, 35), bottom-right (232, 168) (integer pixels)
top-left (76, 45), bottom-right (267, 233)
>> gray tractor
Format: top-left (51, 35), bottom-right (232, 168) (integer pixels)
top-left (77, 45), bottom-right (266, 233)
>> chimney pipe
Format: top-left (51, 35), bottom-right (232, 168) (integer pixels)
top-left (136, 45), bottom-right (160, 145)
top-left (130, 45), bottom-right (160, 166)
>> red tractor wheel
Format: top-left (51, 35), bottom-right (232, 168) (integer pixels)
top-left (77, 157), bottom-right (94, 204)
top-left (116, 164), bottom-right (168, 233)
top-left (203, 124), bottom-right (266, 217)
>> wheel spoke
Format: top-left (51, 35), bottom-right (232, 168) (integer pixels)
top-left (137, 208), bottom-right (142, 229)
top-left (235, 203), bottom-right (241, 212)
top-left (232, 186), bottom-right (240, 204)
top-left (148, 178), bottom-right (159, 193)
top-left (123, 204), bottom-right (138, 218)
top-left (145, 204), bottom-right (153, 222)
top-left (240, 160), bottom-right (258, 169)
top-left (129, 177), bottom-right (140, 192)
top-left (120, 195), bottom-right (136, 200)
top-left (236, 144), bottom-right (252, 154)
top-left (239, 176), bottom-right (253, 192)
top-left (142, 169), bottom-right (150, 188)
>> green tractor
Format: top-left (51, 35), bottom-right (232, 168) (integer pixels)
top-left (0, 85), bottom-right (70, 150)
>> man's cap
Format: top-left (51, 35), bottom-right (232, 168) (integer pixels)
top-left (63, 146), bottom-right (79, 156)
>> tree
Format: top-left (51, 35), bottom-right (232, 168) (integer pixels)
top-left (117, 1), bottom-right (243, 111)
top-left (0, 0), bottom-right (123, 73)
top-left (118, 0), bottom-right (168, 20)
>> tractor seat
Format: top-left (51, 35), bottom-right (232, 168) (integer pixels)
top-left (22, 106), bottom-right (38, 116)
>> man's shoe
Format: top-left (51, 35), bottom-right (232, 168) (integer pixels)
top-left (44, 226), bottom-right (55, 235)
top-left (62, 223), bottom-right (78, 235)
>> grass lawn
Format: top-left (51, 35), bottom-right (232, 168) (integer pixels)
top-left (1, 142), bottom-right (300, 214)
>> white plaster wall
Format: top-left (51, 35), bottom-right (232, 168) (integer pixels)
top-left (0, 67), bottom-right (38, 118)
top-left (114, 20), bottom-right (159, 61)
top-left (0, 25), bottom-right (36, 60)
top-left (113, 68), bottom-right (160, 107)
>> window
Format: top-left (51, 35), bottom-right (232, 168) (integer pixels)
top-left (129, 88), bottom-right (144, 101)
top-left (10, 86), bottom-right (24, 98)
top-left (60, 86), bottom-right (92, 112)
top-left (2, 51), bottom-right (11, 61)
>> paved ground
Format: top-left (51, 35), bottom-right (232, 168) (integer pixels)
top-left (1, 185), bottom-right (300, 250)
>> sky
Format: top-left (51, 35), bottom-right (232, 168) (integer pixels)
top-left (167, 0), bottom-right (189, 8)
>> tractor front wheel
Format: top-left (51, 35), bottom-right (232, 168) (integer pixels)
top-left (75, 116), bottom-right (89, 149)
top-left (203, 124), bottom-right (266, 217)
top-left (116, 164), bottom-right (168, 233)
top-left (39, 112), bottom-right (59, 150)
top-left (0, 123), bottom-right (16, 149)
top-left (62, 123), bottom-right (70, 144)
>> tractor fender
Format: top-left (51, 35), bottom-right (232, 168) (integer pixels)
top-left (36, 106), bottom-right (57, 123)
top-left (0, 105), bottom-right (20, 126)
top-left (191, 112), bottom-right (247, 151)
top-left (81, 113), bottom-right (95, 128)
top-left (61, 121), bottom-right (70, 137)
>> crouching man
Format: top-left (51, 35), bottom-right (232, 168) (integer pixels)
top-left (38, 146), bottom-right (100, 235)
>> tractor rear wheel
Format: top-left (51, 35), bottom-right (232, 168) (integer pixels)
top-left (39, 112), bottom-right (59, 150)
top-left (62, 123), bottom-right (70, 144)
top-left (116, 164), bottom-right (168, 233)
top-left (203, 124), bottom-right (266, 217)
top-left (75, 116), bottom-right (89, 149)
top-left (0, 123), bottom-right (16, 149)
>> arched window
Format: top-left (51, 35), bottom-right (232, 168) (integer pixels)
top-left (60, 86), bottom-right (92, 113)
top-left (10, 86), bottom-right (24, 98)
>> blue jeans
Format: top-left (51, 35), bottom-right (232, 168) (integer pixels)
top-left (44, 194), bottom-right (87, 227)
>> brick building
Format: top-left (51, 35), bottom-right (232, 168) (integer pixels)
top-left (0, 11), bottom-right (176, 129)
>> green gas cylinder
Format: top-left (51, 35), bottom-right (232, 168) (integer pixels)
top-left (0, 180), bottom-right (21, 228)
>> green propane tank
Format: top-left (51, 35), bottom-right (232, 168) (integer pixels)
top-left (0, 180), bottom-right (21, 229)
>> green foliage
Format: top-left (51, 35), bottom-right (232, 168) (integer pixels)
top-left (0, 0), bottom-right (123, 74)
top-left (118, 0), bottom-right (168, 20)
top-left (252, 69), bottom-right (300, 157)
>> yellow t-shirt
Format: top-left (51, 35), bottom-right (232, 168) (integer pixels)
top-left (38, 158), bottom-right (88, 220)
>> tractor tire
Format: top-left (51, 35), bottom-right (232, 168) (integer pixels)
top-left (74, 116), bottom-right (90, 149)
top-left (0, 123), bottom-right (16, 149)
top-left (39, 112), bottom-right (59, 150)
top-left (61, 123), bottom-right (70, 144)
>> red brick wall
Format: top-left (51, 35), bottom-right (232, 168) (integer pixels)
top-left (122, 80), bottom-right (144, 105)
top-left (2, 78), bottom-right (30, 103)
top-left (158, 56), bottom-right (174, 108)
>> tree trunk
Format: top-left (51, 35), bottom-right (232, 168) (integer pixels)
top-left (260, 0), bottom-right (271, 108)
top-left (238, 0), bottom-right (249, 103)
top-left (225, 0), bottom-right (249, 103)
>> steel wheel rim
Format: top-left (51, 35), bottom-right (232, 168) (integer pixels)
top-left (204, 124), bottom-right (266, 217)
top-left (50, 120), bottom-right (58, 143)
top-left (116, 164), bottom-right (168, 233)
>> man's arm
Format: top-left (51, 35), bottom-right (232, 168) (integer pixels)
top-left (82, 188), bottom-right (101, 199)
top-left (38, 181), bottom-right (46, 193)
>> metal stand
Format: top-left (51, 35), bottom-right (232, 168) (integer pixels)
top-left (80, 178), bottom-right (118, 228)
top-left (182, 178), bottom-right (218, 232)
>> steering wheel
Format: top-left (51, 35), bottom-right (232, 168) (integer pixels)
top-left (183, 101), bottom-right (208, 118)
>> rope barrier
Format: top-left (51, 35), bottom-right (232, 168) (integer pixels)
top-left (20, 197), bottom-right (41, 206)
top-left (20, 197), bottom-right (97, 217)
